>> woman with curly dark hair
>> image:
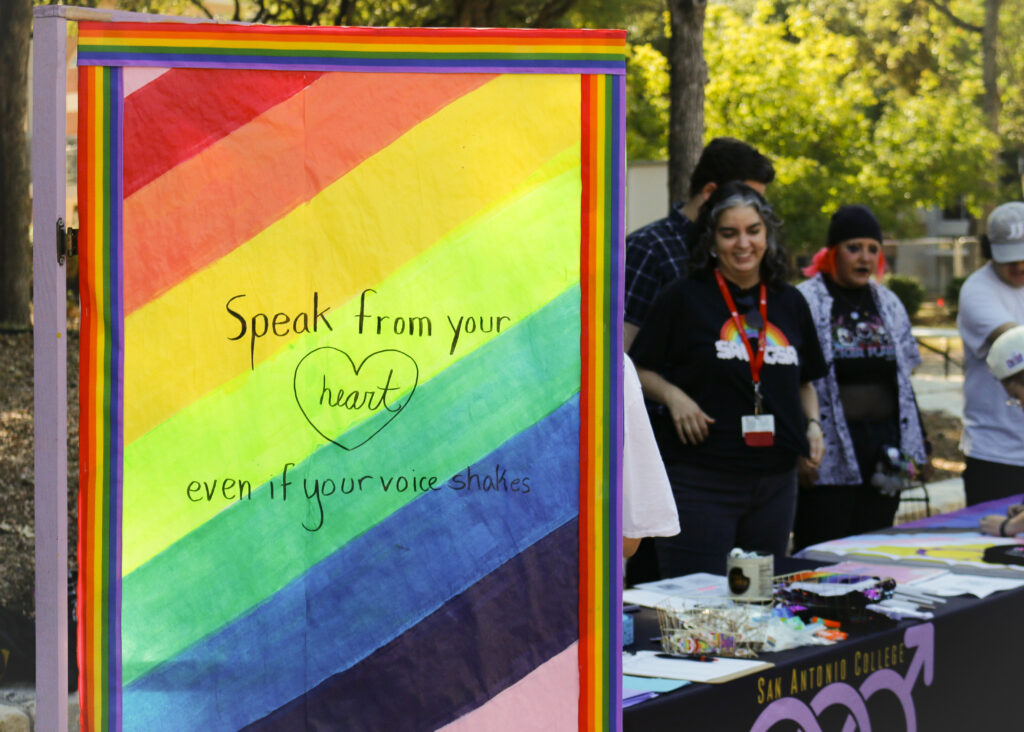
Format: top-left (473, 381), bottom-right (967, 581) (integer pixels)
top-left (630, 182), bottom-right (827, 577)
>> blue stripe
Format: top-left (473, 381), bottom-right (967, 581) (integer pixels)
top-left (245, 519), bottom-right (579, 732)
top-left (119, 288), bottom-right (581, 687)
top-left (124, 398), bottom-right (580, 731)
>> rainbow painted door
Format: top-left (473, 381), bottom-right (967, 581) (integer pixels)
top-left (76, 22), bottom-right (624, 731)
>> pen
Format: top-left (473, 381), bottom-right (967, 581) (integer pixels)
top-left (655, 653), bottom-right (716, 663)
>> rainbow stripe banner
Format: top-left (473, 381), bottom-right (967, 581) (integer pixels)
top-left (78, 22), bottom-right (626, 74)
top-left (78, 21), bottom-right (624, 732)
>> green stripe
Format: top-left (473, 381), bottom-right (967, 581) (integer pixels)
top-left (120, 289), bottom-right (581, 685)
top-left (121, 156), bottom-right (580, 573)
top-left (80, 44), bottom-right (624, 62)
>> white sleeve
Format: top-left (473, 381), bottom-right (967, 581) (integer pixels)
top-left (622, 356), bottom-right (680, 539)
top-left (958, 268), bottom-right (1016, 358)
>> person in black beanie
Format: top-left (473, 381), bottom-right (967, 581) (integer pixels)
top-left (792, 205), bottom-right (930, 550)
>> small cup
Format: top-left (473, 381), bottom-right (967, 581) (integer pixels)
top-left (727, 551), bottom-right (773, 601)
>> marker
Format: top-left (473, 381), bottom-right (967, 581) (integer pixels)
top-left (655, 653), bottom-right (716, 663)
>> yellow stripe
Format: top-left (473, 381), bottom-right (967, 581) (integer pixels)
top-left (123, 73), bottom-right (579, 444)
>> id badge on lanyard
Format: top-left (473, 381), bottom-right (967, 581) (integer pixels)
top-left (714, 270), bottom-right (775, 448)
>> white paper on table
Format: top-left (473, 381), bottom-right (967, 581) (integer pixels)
top-left (908, 573), bottom-right (1024, 598)
top-left (622, 589), bottom-right (675, 609)
top-left (634, 573), bottom-right (729, 597)
top-left (622, 650), bottom-right (772, 684)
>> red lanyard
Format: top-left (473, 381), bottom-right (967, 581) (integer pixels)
top-left (714, 269), bottom-right (767, 389)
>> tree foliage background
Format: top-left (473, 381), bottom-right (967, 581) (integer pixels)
top-left (4, 0), bottom-right (1024, 327)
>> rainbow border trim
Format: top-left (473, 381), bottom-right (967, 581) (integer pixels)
top-left (77, 63), bottom-right (124, 732)
top-left (77, 24), bottom-right (624, 732)
top-left (579, 72), bottom-right (625, 731)
top-left (78, 22), bottom-right (626, 74)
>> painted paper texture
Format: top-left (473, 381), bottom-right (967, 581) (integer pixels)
top-left (77, 22), bottom-right (625, 731)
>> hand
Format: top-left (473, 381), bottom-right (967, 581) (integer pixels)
top-left (796, 457), bottom-right (818, 488)
top-left (664, 387), bottom-right (715, 445)
top-left (980, 514), bottom-right (1015, 536)
top-left (805, 421), bottom-right (825, 467)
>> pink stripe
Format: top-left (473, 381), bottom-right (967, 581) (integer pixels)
top-left (123, 67), bottom-right (170, 97)
top-left (437, 644), bottom-right (579, 732)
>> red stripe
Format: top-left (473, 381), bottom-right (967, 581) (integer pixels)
top-left (122, 71), bottom-right (494, 313)
top-left (123, 68), bottom-right (322, 197)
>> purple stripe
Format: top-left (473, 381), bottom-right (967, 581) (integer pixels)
top-left (243, 519), bottom-right (579, 732)
top-left (77, 52), bottom-right (625, 75)
top-left (109, 66), bottom-right (124, 732)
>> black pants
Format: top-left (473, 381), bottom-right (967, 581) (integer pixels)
top-left (792, 419), bottom-right (901, 552)
top-left (963, 456), bottom-right (1024, 506)
top-left (654, 463), bottom-right (798, 578)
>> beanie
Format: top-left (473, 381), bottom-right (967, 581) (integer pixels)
top-left (827, 205), bottom-right (882, 247)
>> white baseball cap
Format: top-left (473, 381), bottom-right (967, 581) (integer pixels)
top-left (987, 325), bottom-right (1024, 380)
top-left (987, 202), bottom-right (1024, 263)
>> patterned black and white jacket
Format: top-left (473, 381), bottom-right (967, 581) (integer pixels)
top-left (797, 273), bottom-right (927, 485)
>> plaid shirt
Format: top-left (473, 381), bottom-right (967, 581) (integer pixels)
top-left (624, 204), bottom-right (694, 326)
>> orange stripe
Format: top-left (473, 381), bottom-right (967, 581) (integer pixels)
top-left (121, 71), bottom-right (494, 314)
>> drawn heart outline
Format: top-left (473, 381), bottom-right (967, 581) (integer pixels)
top-left (293, 347), bottom-right (419, 451)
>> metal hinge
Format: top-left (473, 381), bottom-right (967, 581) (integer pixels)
top-left (57, 218), bottom-right (78, 265)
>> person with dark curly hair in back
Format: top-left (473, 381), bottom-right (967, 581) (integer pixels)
top-left (629, 182), bottom-right (827, 577)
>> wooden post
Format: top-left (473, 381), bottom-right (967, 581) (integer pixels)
top-left (31, 9), bottom-right (69, 731)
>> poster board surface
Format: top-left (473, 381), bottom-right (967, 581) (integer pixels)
top-left (76, 22), bottom-right (625, 732)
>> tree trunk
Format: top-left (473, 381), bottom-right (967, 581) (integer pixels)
top-left (667, 0), bottom-right (707, 208)
top-left (0, 0), bottom-right (32, 331)
top-left (982, 0), bottom-right (1001, 136)
top-left (981, 0), bottom-right (1002, 228)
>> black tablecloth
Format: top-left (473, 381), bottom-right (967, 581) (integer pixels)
top-left (624, 554), bottom-right (1021, 730)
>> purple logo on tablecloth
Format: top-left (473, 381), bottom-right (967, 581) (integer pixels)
top-left (749, 623), bottom-right (934, 732)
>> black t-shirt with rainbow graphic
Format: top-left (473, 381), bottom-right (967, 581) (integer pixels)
top-left (630, 274), bottom-right (827, 474)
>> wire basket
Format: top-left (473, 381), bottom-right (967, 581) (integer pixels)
top-left (655, 596), bottom-right (773, 658)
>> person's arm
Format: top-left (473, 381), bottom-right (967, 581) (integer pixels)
top-left (623, 537), bottom-right (642, 558)
top-left (799, 381), bottom-right (825, 466)
top-left (980, 506), bottom-right (1024, 536)
top-left (623, 322), bottom-right (640, 352)
top-left (986, 322), bottom-right (1018, 348)
top-left (636, 367), bottom-right (715, 444)
top-left (958, 274), bottom-right (1017, 358)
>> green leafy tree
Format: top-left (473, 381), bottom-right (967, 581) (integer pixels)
top-left (703, 2), bottom-right (880, 249)
top-left (626, 42), bottom-right (670, 161)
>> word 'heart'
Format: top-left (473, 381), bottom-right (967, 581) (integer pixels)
top-left (294, 347), bottom-right (419, 450)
